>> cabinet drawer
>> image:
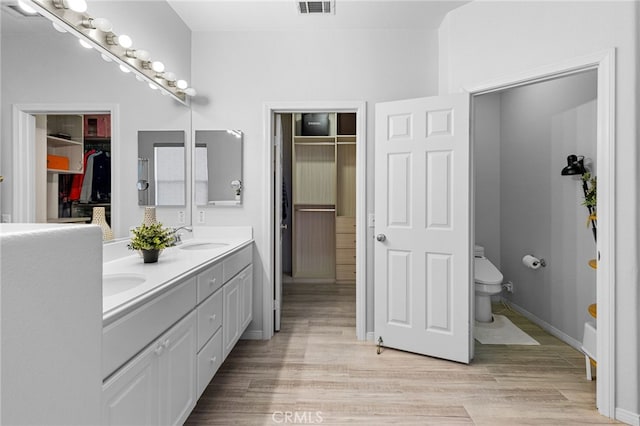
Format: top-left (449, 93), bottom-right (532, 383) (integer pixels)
top-left (336, 248), bottom-right (356, 265)
top-left (336, 217), bottom-right (355, 234)
top-left (196, 328), bottom-right (223, 399)
top-left (336, 264), bottom-right (356, 281)
top-left (196, 262), bottom-right (223, 303)
top-left (336, 233), bottom-right (355, 249)
top-left (197, 289), bottom-right (223, 351)
top-left (223, 245), bottom-right (252, 282)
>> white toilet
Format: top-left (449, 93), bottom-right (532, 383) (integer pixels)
top-left (474, 245), bottom-right (503, 322)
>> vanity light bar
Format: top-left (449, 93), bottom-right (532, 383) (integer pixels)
top-left (26, 0), bottom-right (196, 106)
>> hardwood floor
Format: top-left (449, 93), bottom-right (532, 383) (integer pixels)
top-left (186, 282), bottom-right (616, 425)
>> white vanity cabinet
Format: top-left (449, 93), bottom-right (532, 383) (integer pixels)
top-left (102, 311), bottom-right (197, 426)
top-left (102, 241), bottom-right (253, 425)
top-left (223, 264), bottom-right (254, 359)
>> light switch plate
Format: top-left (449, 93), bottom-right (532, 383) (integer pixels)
top-left (198, 210), bottom-right (206, 224)
top-left (177, 211), bottom-right (185, 224)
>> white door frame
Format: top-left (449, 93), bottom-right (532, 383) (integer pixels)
top-left (12, 103), bottom-right (120, 229)
top-left (465, 49), bottom-right (616, 418)
top-left (263, 101), bottom-right (367, 340)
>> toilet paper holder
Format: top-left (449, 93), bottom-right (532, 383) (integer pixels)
top-left (522, 254), bottom-right (546, 269)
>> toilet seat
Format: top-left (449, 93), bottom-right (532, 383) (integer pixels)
top-left (474, 256), bottom-right (503, 285)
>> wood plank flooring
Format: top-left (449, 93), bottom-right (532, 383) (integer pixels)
top-left (186, 282), bottom-right (617, 425)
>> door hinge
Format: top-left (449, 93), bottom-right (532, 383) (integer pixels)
top-left (273, 299), bottom-right (280, 310)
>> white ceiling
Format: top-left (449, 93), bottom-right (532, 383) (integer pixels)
top-left (166, 0), bottom-right (469, 32)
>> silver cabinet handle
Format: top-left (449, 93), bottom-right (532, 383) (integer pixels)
top-left (376, 234), bottom-right (386, 242)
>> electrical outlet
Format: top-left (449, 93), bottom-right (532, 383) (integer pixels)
top-left (198, 210), bottom-right (206, 224)
top-left (177, 211), bottom-right (185, 224)
top-left (1, 214), bottom-right (11, 223)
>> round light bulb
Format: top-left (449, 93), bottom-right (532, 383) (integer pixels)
top-left (66, 0), bottom-right (87, 13)
top-left (148, 83), bottom-right (158, 90)
top-left (151, 61), bottom-right (165, 73)
top-left (135, 50), bottom-right (150, 61)
top-left (116, 34), bottom-right (133, 49)
top-left (78, 39), bottom-right (92, 49)
top-left (163, 72), bottom-right (176, 82)
top-left (52, 22), bottom-right (67, 33)
top-left (176, 80), bottom-right (188, 90)
top-left (119, 64), bottom-right (131, 73)
top-left (17, 0), bottom-right (37, 15)
top-left (184, 88), bottom-right (197, 97)
top-left (100, 53), bottom-right (112, 62)
top-left (90, 17), bottom-right (113, 32)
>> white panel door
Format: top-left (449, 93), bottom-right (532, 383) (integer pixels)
top-left (374, 94), bottom-right (471, 364)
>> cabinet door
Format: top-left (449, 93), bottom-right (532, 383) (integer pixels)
top-left (240, 265), bottom-right (253, 330)
top-left (159, 311), bottom-right (197, 426)
top-left (102, 342), bottom-right (160, 426)
top-left (223, 276), bottom-right (242, 359)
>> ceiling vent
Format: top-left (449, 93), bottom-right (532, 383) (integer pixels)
top-left (297, 1), bottom-right (335, 15)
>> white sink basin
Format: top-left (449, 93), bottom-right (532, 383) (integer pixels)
top-left (103, 273), bottom-right (147, 297)
top-left (179, 242), bottom-right (229, 251)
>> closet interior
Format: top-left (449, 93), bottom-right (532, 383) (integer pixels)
top-left (283, 112), bottom-right (357, 282)
top-left (35, 113), bottom-right (111, 224)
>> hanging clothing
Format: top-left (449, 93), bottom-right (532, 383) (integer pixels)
top-left (91, 151), bottom-right (111, 202)
top-left (69, 149), bottom-right (95, 201)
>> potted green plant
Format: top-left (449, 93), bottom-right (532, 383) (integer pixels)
top-left (127, 222), bottom-right (173, 263)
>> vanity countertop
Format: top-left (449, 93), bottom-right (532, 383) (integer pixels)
top-left (103, 226), bottom-right (253, 326)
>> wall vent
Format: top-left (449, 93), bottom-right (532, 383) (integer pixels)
top-left (297, 1), bottom-right (335, 15)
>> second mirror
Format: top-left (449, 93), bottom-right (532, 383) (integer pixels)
top-left (195, 130), bottom-right (243, 206)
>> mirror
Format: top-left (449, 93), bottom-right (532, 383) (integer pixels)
top-left (195, 130), bottom-right (243, 206)
top-left (2, 2), bottom-right (192, 237)
top-left (138, 131), bottom-right (186, 207)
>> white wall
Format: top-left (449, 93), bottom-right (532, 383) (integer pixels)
top-left (190, 28), bottom-right (439, 336)
top-left (440, 0), bottom-right (638, 417)
top-left (1, 2), bottom-right (191, 237)
top-left (497, 71), bottom-right (597, 343)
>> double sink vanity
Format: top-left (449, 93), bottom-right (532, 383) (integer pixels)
top-left (0, 224), bottom-right (253, 425)
top-left (102, 226), bottom-right (253, 425)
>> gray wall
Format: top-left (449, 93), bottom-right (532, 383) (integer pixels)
top-left (473, 92), bottom-right (501, 267)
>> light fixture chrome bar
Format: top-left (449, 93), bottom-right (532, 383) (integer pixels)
top-left (27, 0), bottom-right (190, 106)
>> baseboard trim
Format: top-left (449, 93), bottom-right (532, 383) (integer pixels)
top-left (241, 329), bottom-right (263, 340)
top-left (616, 408), bottom-right (640, 425)
top-left (502, 299), bottom-right (583, 350)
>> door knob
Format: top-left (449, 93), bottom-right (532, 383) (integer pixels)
top-left (376, 234), bottom-right (386, 242)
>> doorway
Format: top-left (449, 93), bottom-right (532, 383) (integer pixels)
top-left (472, 68), bottom-right (598, 396)
top-left (12, 103), bottom-right (119, 232)
top-left (468, 50), bottom-right (615, 417)
top-left (264, 101), bottom-right (367, 341)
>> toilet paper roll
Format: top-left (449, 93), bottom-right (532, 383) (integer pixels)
top-left (522, 255), bottom-right (541, 270)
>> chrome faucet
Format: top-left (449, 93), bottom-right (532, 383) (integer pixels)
top-left (171, 226), bottom-right (193, 245)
